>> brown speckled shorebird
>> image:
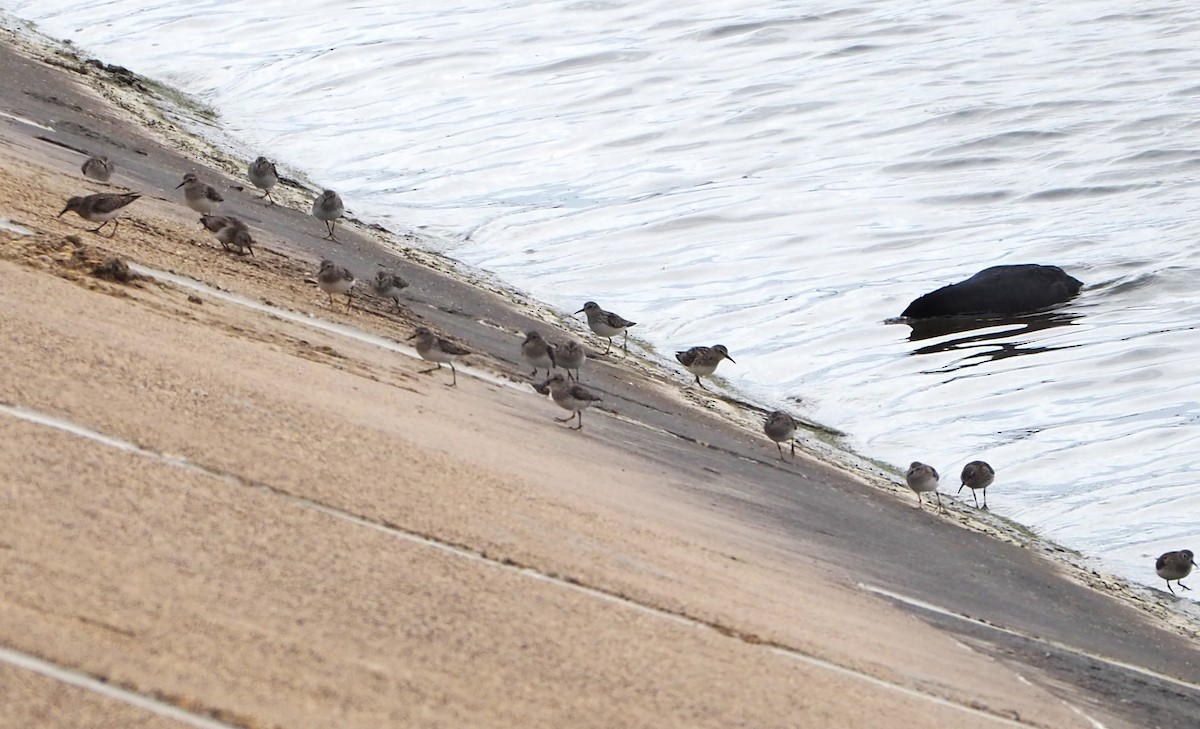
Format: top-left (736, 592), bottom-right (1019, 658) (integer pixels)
top-left (316, 259), bottom-right (355, 310)
top-left (575, 301), bottom-right (635, 355)
top-left (176, 172), bottom-right (224, 214)
top-left (247, 156), bottom-right (279, 205)
top-left (81, 155), bottom-right (113, 182)
top-left (199, 215), bottom-right (255, 256)
top-left (958, 460), bottom-right (995, 509)
top-left (408, 327), bottom-right (469, 386)
top-left (675, 344), bottom-right (735, 390)
top-left (764, 411), bottom-right (797, 461)
top-left (535, 372), bottom-right (602, 430)
top-left (1156, 550), bottom-right (1197, 595)
top-left (58, 192), bottom-right (140, 237)
top-left (905, 461), bottom-right (942, 511)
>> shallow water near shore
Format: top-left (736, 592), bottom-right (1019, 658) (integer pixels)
top-left (5, 0), bottom-right (1200, 594)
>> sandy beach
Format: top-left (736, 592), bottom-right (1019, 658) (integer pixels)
top-left (1, 20), bottom-right (1199, 729)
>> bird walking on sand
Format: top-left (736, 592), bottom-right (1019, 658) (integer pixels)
top-left (199, 215), bottom-right (255, 256)
top-left (575, 301), bottom-right (636, 355)
top-left (247, 156), bottom-right (279, 205)
top-left (764, 411), bottom-right (797, 461)
top-left (81, 155), bottom-right (113, 182)
top-left (1156, 550), bottom-right (1197, 595)
top-left (675, 344), bottom-right (735, 389)
top-left (312, 189), bottom-right (345, 241)
top-left (317, 260), bottom-right (355, 309)
top-left (521, 330), bottom-right (557, 377)
top-left (176, 172), bottom-right (224, 214)
top-left (58, 192), bottom-right (140, 237)
top-left (370, 271), bottom-right (409, 310)
top-left (535, 372), bottom-right (602, 430)
top-left (408, 327), bottom-right (469, 386)
top-left (959, 460), bottom-right (995, 509)
top-left (905, 461), bottom-right (943, 510)
top-left (555, 339), bottom-right (586, 381)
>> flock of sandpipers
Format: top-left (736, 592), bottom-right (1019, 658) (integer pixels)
top-left (55, 153), bottom-right (1197, 596)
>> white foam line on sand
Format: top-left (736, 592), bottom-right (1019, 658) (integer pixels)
top-left (859, 582), bottom-right (1200, 694)
top-left (0, 644), bottom-right (241, 729)
top-left (1, 402), bottom-right (1042, 726)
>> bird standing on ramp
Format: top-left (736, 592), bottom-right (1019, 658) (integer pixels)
top-left (555, 339), bottom-right (586, 381)
top-left (317, 260), bottom-right (355, 309)
top-left (248, 156), bottom-right (279, 205)
top-left (675, 344), bottom-right (735, 389)
top-left (312, 189), bottom-right (345, 241)
top-left (1156, 550), bottom-right (1197, 595)
top-left (81, 155), bottom-right (113, 182)
top-left (199, 215), bottom-right (255, 256)
top-left (905, 461), bottom-right (943, 510)
top-left (764, 411), bottom-right (797, 461)
top-left (370, 271), bottom-right (409, 310)
top-left (408, 327), bottom-right (469, 386)
top-left (58, 192), bottom-right (140, 237)
top-left (535, 373), bottom-right (602, 431)
top-left (176, 172), bottom-right (224, 214)
top-left (521, 330), bottom-right (557, 377)
top-left (575, 301), bottom-right (635, 355)
top-left (958, 460), bottom-right (995, 509)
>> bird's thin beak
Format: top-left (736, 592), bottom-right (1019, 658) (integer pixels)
top-left (175, 180), bottom-right (185, 189)
top-left (957, 484), bottom-right (965, 494)
top-left (406, 333), bottom-right (417, 341)
top-left (57, 207), bottom-right (68, 217)
top-left (726, 355), bottom-right (737, 363)
top-left (573, 308), bottom-right (584, 315)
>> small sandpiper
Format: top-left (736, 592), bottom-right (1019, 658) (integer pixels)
top-left (958, 460), bottom-right (995, 509)
top-left (247, 156), bottom-right (279, 205)
top-left (555, 339), bottom-right (586, 381)
top-left (675, 344), bottom-right (735, 389)
top-left (408, 327), bottom-right (470, 386)
top-left (905, 461), bottom-right (943, 510)
top-left (575, 301), bottom-right (636, 355)
top-left (58, 192), bottom-right (140, 237)
top-left (1156, 549), bottom-right (1197, 595)
top-left (176, 172), bottom-right (224, 214)
top-left (312, 189), bottom-right (345, 241)
top-left (81, 155), bottom-right (113, 182)
top-left (763, 411), bottom-right (797, 461)
top-left (535, 372), bottom-right (602, 430)
top-left (316, 259), bottom-right (355, 309)
top-left (199, 215), bottom-right (255, 256)
top-left (521, 330), bottom-right (557, 377)
top-left (370, 271), bottom-right (409, 310)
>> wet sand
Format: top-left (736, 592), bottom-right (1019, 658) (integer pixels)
top-left (0, 20), bottom-right (1198, 729)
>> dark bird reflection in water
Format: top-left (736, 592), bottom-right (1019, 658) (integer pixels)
top-left (893, 311), bottom-right (1084, 368)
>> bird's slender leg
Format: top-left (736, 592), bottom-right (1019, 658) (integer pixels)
top-left (1181, 581), bottom-right (1192, 591)
top-left (971, 490), bottom-right (980, 508)
top-left (915, 492), bottom-right (923, 509)
top-left (695, 375), bottom-right (707, 390)
top-left (776, 442), bottom-right (785, 461)
top-left (982, 489), bottom-right (988, 510)
top-left (604, 338), bottom-right (612, 355)
top-left (935, 492), bottom-right (945, 512)
top-left (449, 363), bottom-right (457, 387)
top-left (790, 440), bottom-right (795, 459)
top-left (555, 414), bottom-right (574, 423)
top-left (1167, 581), bottom-right (1177, 595)
top-left (622, 330), bottom-right (629, 354)
top-left (573, 411), bottom-right (583, 430)
top-left (419, 364), bottom-right (442, 375)
top-left (344, 293), bottom-right (353, 311)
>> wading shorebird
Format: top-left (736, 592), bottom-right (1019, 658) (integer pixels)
top-left (316, 259), bottom-right (355, 309)
top-left (905, 461), bottom-right (943, 511)
top-left (521, 330), bottom-right (557, 378)
top-left (176, 172), bottom-right (224, 214)
top-left (81, 155), bottom-right (113, 182)
top-left (575, 301), bottom-right (635, 355)
top-left (555, 339), bottom-right (585, 381)
top-left (408, 327), bottom-right (470, 386)
top-left (535, 372), bottom-right (602, 431)
top-left (247, 156), bottom-right (279, 205)
top-left (958, 460), bottom-right (995, 509)
top-left (199, 215), bottom-right (255, 256)
top-left (764, 411), bottom-right (797, 461)
top-left (1156, 550), bottom-right (1197, 595)
top-left (370, 271), bottom-right (409, 310)
top-left (58, 192), bottom-right (140, 237)
top-left (675, 344), bottom-right (735, 389)
top-left (312, 189), bottom-right (345, 241)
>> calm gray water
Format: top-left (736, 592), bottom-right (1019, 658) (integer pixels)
top-left (5, 0), bottom-right (1199, 594)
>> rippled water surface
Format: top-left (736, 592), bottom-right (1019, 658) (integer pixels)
top-left (6, 0), bottom-right (1200, 592)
